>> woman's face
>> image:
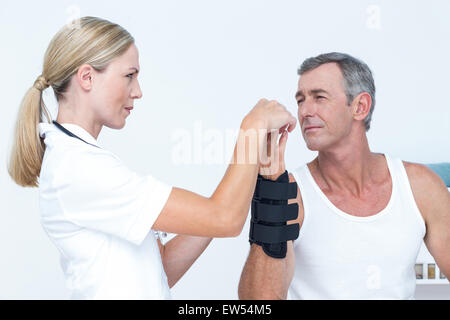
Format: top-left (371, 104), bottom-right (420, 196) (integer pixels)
top-left (90, 44), bottom-right (143, 129)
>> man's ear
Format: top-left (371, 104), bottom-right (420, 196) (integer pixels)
top-left (76, 64), bottom-right (95, 91)
top-left (352, 92), bottom-right (372, 122)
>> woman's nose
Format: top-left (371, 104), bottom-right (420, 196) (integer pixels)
top-left (132, 81), bottom-right (143, 99)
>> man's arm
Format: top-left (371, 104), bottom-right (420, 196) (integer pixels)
top-left (405, 162), bottom-right (450, 279)
top-left (238, 174), bottom-right (304, 299)
top-left (157, 235), bottom-right (212, 288)
top-left (239, 240), bottom-right (295, 299)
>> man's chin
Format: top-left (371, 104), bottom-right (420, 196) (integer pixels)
top-left (307, 145), bottom-right (320, 151)
top-left (305, 139), bottom-right (329, 151)
top-left (305, 140), bottom-right (321, 151)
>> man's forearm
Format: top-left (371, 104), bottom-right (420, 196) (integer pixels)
top-left (238, 242), bottom-right (295, 300)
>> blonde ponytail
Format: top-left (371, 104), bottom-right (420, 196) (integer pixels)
top-left (8, 76), bottom-right (52, 187)
top-left (8, 16), bottom-right (134, 187)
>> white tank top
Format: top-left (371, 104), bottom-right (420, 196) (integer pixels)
top-left (288, 154), bottom-right (426, 299)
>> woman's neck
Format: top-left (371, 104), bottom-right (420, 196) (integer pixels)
top-left (56, 101), bottom-right (102, 139)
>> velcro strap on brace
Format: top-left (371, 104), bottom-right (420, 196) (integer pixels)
top-left (251, 200), bottom-right (299, 223)
top-left (253, 177), bottom-right (298, 200)
top-left (249, 223), bottom-right (299, 244)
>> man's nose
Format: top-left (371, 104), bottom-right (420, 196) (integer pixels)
top-left (299, 98), bottom-right (317, 118)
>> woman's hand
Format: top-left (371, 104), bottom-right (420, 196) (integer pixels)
top-left (243, 99), bottom-right (297, 132)
top-left (244, 99), bottom-right (294, 180)
top-left (153, 98), bottom-right (296, 238)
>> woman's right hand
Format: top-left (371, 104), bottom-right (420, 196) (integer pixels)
top-left (243, 98), bottom-right (297, 132)
top-left (153, 98), bottom-right (297, 239)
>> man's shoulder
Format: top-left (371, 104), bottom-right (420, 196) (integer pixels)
top-left (402, 161), bottom-right (446, 189)
top-left (402, 161), bottom-right (448, 219)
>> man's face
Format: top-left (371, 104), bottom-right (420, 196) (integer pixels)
top-left (295, 62), bottom-right (354, 151)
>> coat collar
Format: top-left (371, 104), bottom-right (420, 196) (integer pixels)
top-left (39, 122), bottom-right (100, 147)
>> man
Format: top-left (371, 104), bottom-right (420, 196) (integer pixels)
top-left (238, 52), bottom-right (450, 299)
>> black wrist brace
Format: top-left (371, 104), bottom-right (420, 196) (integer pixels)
top-left (249, 171), bottom-right (300, 258)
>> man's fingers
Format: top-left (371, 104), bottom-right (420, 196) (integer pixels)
top-left (287, 116), bottom-right (297, 132)
top-left (279, 124), bottom-right (288, 134)
top-left (278, 131), bottom-right (288, 162)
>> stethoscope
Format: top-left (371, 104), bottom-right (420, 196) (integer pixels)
top-left (52, 120), bottom-right (100, 149)
top-left (52, 120), bottom-right (167, 240)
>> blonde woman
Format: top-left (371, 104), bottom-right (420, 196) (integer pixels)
top-left (8, 16), bottom-right (296, 299)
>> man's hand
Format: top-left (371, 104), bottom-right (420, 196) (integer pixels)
top-left (259, 124), bottom-right (289, 180)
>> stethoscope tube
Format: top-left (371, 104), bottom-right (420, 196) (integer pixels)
top-left (52, 120), bottom-right (100, 149)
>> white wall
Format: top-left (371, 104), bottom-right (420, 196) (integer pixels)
top-left (1, 0), bottom-right (449, 299)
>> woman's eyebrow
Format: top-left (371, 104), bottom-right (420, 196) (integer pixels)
top-left (128, 67), bottom-right (139, 73)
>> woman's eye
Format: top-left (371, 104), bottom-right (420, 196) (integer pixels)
top-left (126, 74), bottom-right (134, 79)
top-left (297, 99), bottom-right (304, 105)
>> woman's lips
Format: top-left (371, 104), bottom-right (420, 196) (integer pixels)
top-left (125, 106), bottom-right (133, 113)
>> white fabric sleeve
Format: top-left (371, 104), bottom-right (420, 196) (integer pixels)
top-left (55, 149), bottom-right (172, 246)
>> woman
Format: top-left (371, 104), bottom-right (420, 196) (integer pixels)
top-left (8, 16), bottom-right (296, 299)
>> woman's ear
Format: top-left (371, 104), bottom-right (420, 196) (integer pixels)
top-left (76, 64), bottom-right (95, 91)
top-left (352, 92), bottom-right (372, 121)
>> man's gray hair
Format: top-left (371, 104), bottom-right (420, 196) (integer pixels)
top-left (298, 52), bottom-right (376, 131)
